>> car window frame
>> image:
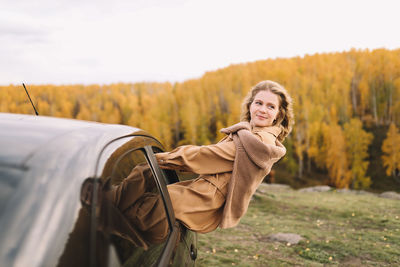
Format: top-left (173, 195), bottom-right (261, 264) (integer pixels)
top-left (143, 146), bottom-right (180, 267)
top-left (91, 135), bottom-right (180, 267)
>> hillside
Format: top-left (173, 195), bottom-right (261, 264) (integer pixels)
top-left (197, 184), bottom-right (400, 266)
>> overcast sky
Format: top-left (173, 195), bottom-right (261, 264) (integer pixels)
top-left (1, 0), bottom-right (399, 85)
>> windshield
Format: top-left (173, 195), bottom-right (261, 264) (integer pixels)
top-left (0, 166), bottom-right (25, 217)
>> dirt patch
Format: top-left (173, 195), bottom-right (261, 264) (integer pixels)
top-left (340, 256), bottom-right (362, 266)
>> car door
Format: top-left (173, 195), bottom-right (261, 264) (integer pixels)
top-left (89, 134), bottom-right (192, 267)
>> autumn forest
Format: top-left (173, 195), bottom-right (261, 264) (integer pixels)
top-left (1, 48), bottom-right (400, 191)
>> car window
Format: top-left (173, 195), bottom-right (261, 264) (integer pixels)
top-left (103, 147), bottom-right (170, 266)
top-left (56, 136), bottom-right (170, 267)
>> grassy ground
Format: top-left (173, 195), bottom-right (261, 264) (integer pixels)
top-left (196, 185), bottom-right (400, 266)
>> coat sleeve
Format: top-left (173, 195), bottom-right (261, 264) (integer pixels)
top-left (155, 141), bottom-right (236, 175)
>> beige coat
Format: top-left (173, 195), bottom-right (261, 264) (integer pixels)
top-left (156, 122), bottom-right (285, 232)
top-left (219, 122), bottom-right (286, 228)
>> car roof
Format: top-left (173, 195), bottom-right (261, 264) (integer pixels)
top-left (0, 113), bottom-right (144, 168)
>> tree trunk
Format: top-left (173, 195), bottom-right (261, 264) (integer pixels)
top-left (296, 130), bottom-right (304, 179)
top-left (371, 85), bottom-right (379, 126)
top-left (350, 76), bottom-right (358, 116)
top-left (298, 156), bottom-right (303, 179)
top-left (387, 79), bottom-right (393, 125)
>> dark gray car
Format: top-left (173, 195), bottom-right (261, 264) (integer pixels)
top-left (0, 113), bottom-right (197, 267)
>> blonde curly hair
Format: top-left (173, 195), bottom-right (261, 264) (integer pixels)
top-left (240, 80), bottom-right (294, 142)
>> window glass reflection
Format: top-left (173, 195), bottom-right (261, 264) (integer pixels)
top-left (58, 144), bottom-right (170, 267)
top-left (102, 148), bottom-right (169, 266)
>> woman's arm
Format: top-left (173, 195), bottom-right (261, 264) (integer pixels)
top-left (155, 126), bottom-right (279, 174)
top-left (155, 141), bottom-right (236, 175)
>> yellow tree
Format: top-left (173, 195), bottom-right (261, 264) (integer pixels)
top-left (381, 123), bottom-right (400, 179)
top-left (343, 118), bottom-right (373, 189)
top-left (323, 122), bottom-right (352, 188)
top-left (393, 77), bottom-right (400, 126)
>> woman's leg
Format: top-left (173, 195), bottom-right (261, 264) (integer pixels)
top-left (112, 163), bottom-right (154, 212)
top-left (111, 163), bottom-right (168, 245)
top-left (123, 192), bottom-right (169, 244)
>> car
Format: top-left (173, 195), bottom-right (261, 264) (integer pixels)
top-left (0, 112), bottom-right (197, 267)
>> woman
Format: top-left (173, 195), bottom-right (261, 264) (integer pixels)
top-left (110, 80), bottom-right (293, 246)
top-left (155, 80), bottom-right (293, 232)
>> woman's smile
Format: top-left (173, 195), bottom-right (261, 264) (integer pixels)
top-left (256, 114), bottom-right (267, 120)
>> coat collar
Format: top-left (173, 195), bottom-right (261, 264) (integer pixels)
top-left (251, 125), bottom-right (282, 138)
top-left (220, 122), bottom-right (283, 138)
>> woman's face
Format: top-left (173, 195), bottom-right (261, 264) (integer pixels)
top-left (249, 90), bottom-right (280, 127)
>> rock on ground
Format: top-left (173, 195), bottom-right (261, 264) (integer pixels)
top-left (264, 233), bottom-right (304, 245)
top-left (379, 191), bottom-right (400, 200)
top-left (298, 185), bottom-right (332, 192)
top-left (336, 188), bottom-right (375, 196)
top-left (257, 183), bottom-right (292, 194)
